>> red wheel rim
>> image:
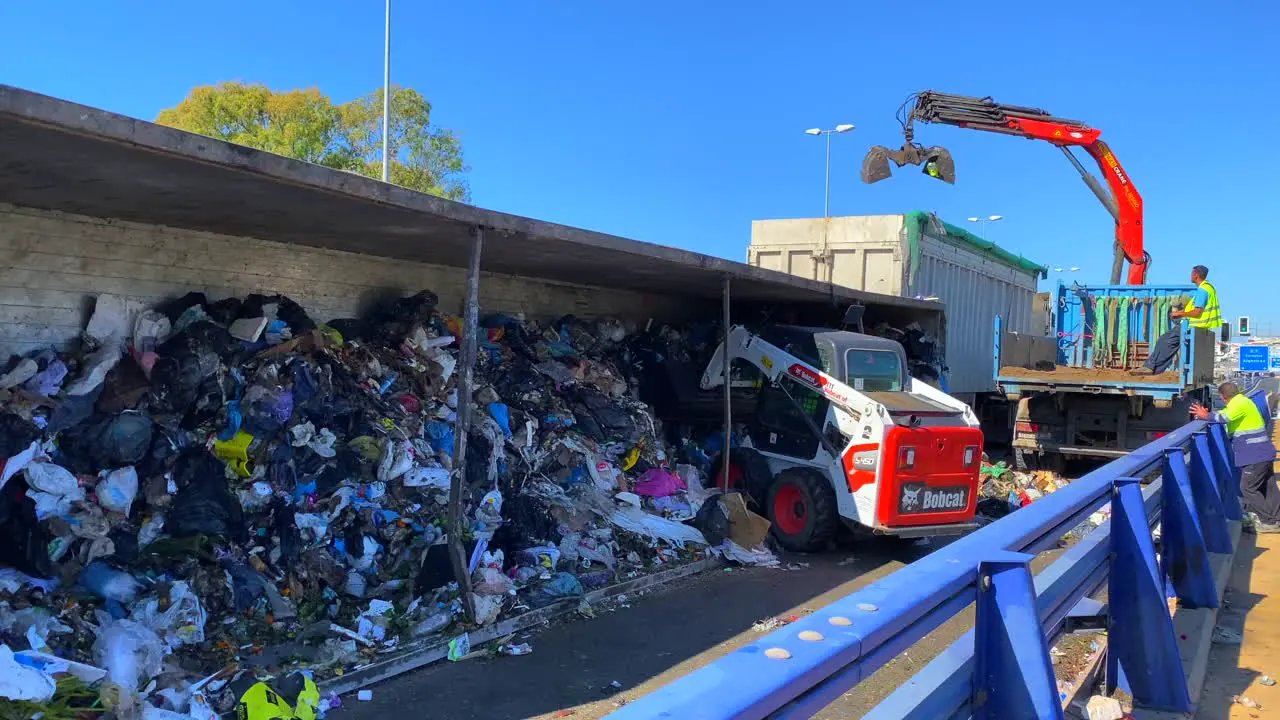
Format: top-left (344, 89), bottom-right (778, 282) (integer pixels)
top-left (773, 482), bottom-right (807, 535)
top-left (719, 463), bottom-right (744, 490)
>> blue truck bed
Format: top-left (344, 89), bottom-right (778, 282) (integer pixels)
top-left (994, 283), bottom-right (1215, 403)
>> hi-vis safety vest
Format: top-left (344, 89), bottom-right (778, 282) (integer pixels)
top-left (1186, 281), bottom-right (1221, 329)
top-left (1218, 393), bottom-right (1277, 467)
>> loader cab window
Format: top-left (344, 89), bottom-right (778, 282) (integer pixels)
top-left (751, 376), bottom-right (828, 459)
top-left (845, 349), bottom-right (904, 392)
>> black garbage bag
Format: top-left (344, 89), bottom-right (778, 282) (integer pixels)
top-left (57, 412), bottom-right (154, 474)
top-left (156, 292), bottom-right (208, 323)
top-left (241, 294), bottom-right (316, 333)
top-left (384, 290), bottom-right (438, 326)
top-left (108, 526), bottom-right (140, 565)
top-left (205, 298), bottom-right (243, 325)
top-left (569, 388), bottom-right (636, 442)
top-left (226, 562), bottom-right (268, 612)
top-left (276, 296), bottom-right (315, 333)
top-left (325, 319), bottom-right (374, 343)
top-left (0, 412), bottom-right (41, 458)
top-left (273, 501), bottom-right (301, 569)
top-left (0, 477), bottom-right (54, 578)
top-left (168, 449), bottom-right (246, 542)
top-left (46, 386), bottom-right (102, 435)
top-left (976, 497), bottom-right (1016, 520)
top-left (694, 497), bottom-right (730, 546)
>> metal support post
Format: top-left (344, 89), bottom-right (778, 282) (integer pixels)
top-left (1189, 431), bottom-right (1232, 553)
top-left (720, 275), bottom-right (732, 491)
top-left (1208, 423), bottom-right (1243, 520)
top-left (1160, 448), bottom-right (1219, 608)
top-left (1107, 476), bottom-right (1192, 711)
top-left (972, 551), bottom-right (1063, 720)
top-left (382, 0), bottom-right (392, 182)
top-left (448, 225), bottom-right (483, 622)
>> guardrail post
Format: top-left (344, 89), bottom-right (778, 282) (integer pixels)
top-left (973, 551), bottom-right (1063, 720)
top-left (1161, 448), bottom-right (1219, 609)
top-left (1108, 476), bottom-right (1192, 712)
top-left (1190, 431), bottom-right (1232, 553)
top-left (1208, 422), bottom-right (1243, 521)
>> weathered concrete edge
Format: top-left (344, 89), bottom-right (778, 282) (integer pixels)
top-left (0, 84), bottom-right (942, 314)
top-left (1130, 520), bottom-right (1242, 720)
top-left (317, 557), bottom-right (724, 698)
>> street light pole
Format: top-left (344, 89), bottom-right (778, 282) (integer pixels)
top-left (806, 124), bottom-right (855, 218)
top-left (966, 214), bottom-right (1003, 240)
top-left (382, 0), bottom-right (391, 183)
top-left (824, 131), bottom-right (832, 218)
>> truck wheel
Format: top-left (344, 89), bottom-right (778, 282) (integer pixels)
top-left (767, 468), bottom-right (838, 553)
top-left (711, 448), bottom-right (771, 509)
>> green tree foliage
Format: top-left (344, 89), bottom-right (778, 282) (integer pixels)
top-left (157, 81), bottom-right (470, 201)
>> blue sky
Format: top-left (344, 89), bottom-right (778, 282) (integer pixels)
top-left (3, 2), bottom-right (1277, 329)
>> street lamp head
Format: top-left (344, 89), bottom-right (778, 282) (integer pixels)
top-left (835, 124), bottom-right (855, 133)
top-left (988, 214), bottom-right (1004, 222)
top-left (967, 217), bottom-right (980, 223)
top-left (1069, 266), bottom-right (1081, 272)
top-left (805, 128), bottom-right (822, 136)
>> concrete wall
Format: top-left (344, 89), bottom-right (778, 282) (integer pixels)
top-left (0, 204), bottom-right (698, 359)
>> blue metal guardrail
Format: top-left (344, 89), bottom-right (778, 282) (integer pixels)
top-left (610, 420), bottom-right (1243, 719)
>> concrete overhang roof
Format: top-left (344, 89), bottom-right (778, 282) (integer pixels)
top-left (0, 85), bottom-right (940, 313)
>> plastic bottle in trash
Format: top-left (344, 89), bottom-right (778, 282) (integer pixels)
top-left (412, 611), bottom-right (452, 637)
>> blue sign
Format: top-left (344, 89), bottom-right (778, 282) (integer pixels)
top-left (1240, 345), bottom-right (1270, 373)
top-left (1272, 354), bottom-right (1280, 371)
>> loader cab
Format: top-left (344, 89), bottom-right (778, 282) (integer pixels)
top-left (748, 326), bottom-right (909, 459)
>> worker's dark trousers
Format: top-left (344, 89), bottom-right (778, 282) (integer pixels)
top-left (1144, 329), bottom-right (1180, 372)
top-left (1240, 461), bottom-right (1280, 525)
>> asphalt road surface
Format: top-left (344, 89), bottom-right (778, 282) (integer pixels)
top-left (333, 536), bottom-right (1065, 720)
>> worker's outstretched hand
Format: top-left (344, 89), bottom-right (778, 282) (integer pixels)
top-left (1190, 402), bottom-right (1211, 420)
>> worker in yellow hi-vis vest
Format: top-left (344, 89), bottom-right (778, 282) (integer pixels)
top-left (1193, 381), bottom-right (1280, 532)
top-left (1132, 264), bottom-right (1221, 376)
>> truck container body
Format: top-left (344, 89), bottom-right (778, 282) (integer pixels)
top-left (748, 211), bottom-right (1046, 402)
top-left (994, 282), bottom-right (1216, 465)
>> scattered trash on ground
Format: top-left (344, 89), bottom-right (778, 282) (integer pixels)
top-left (1084, 695), bottom-right (1126, 720)
top-left (1232, 694), bottom-right (1263, 709)
top-left (1213, 626), bottom-right (1246, 644)
top-left (751, 615), bottom-right (799, 633)
top-left (1261, 674), bottom-right (1276, 686)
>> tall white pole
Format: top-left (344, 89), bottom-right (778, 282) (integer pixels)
top-left (382, 0), bottom-right (391, 182)
top-left (823, 131), bottom-right (832, 218)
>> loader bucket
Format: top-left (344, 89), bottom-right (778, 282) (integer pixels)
top-left (861, 146), bottom-right (894, 184)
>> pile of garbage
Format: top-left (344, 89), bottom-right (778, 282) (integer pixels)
top-left (0, 291), bottom-right (769, 718)
top-left (975, 461), bottom-right (1112, 538)
top-left (975, 460), bottom-right (1070, 521)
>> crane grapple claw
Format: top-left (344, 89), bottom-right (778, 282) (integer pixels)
top-left (920, 146), bottom-right (956, 184)
top-left (861, 146), bottom-right (894, 184)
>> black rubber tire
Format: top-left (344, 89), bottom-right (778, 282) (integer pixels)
top-left (766, 467), bottom-right (839, 553)
top-left (710, 448), bottom-right (772, 509)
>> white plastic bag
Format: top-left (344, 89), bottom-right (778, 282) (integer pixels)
top-left (472, 566), bottom-right (513, 596)
top-left (377, 440), bottom-right (413, 482)
top-left (92, 617), bottom-right (165, 692)
top-left (133, 581), bottom-right (207, 651)
top-left (472, 594), bottom-right (503, 626)
top-left (97, 466), bottom-right (139, 513)
top-left (25, 461), bottom-right (80, 496)
top-left (402, 465), bottom-right (450, 490)
top-left (0, 644), bottom-right (56, 702)
top-left (65, 338), bottom-right (124, 396)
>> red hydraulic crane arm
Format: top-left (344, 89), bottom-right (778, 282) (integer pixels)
top-left (873, 91), bottom-right (1147, 285)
